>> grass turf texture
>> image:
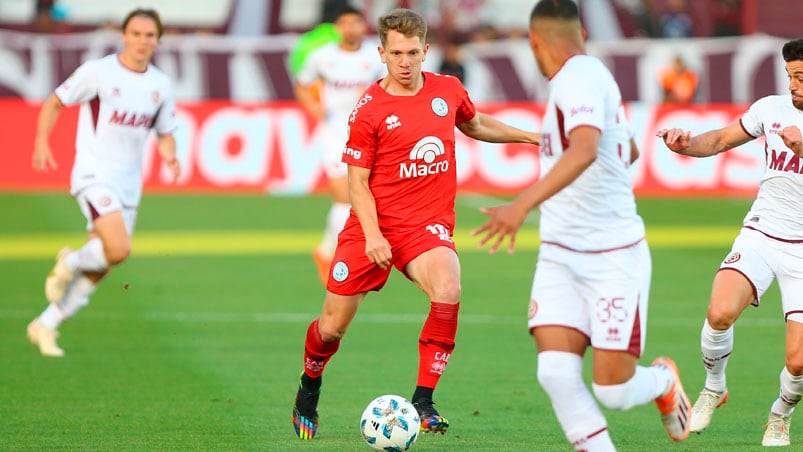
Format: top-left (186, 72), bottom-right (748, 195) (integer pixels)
top-left (0, 193), bottom-right (786, 451)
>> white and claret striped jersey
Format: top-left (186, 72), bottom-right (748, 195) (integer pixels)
top-left (55, 54), bottom-right (177, 207)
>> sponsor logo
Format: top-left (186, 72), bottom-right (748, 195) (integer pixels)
top-left (399, 136), bottom-right (448, 178)
top-left (304, 357), bottom-right (325, 373)
top-left (109, 110), bottom-right (155, 128)
top-left (570, 105), bottom-right (594, 117)
top-left (605, 326), bottom-right (621, 343)
top-left (430, 352), bottom-right (450, 375)
top-left (343, 147), bottom-right (362, 160)
top-left (332, 261), bottom-right (349, 282)
top-left (768, 149), bottom-right (803, 174)
top-left (723, 252), bottom-right (741, 264)
top-left (349, 93), bottom-right (373, 123)
top-left (100, 196), bottom-right (112, 207)
top-left (385, 114), bottom-right (401, 130)
top-left (431, 97), bottom-right (448, 117)
top-left (769, 122), bottom-right (782, 135)
top-left (112, 87), bottom-right (120, 96)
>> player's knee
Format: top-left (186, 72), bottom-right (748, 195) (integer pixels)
top-left (784, 351), bottom-right (803, 375)
top-left (430, 280), bottom-right (461, 304)
top-left (592, 382), bottom-right (635, 411)
top-left (104, 241), bottom-right (131, 265)
top-left (537, 361), bottom-right (577, 395)
top-left (706, 304), bottom-right (738, 330)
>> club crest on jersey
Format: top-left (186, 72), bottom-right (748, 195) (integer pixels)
top-left (723, 252), bottom-right (741, 265)
top-left (431, 97), bottom-right (448, 117)
top-left (152, 91), bottom-right (160, 104)
top-left (332, 261), bottom-right (349, 282)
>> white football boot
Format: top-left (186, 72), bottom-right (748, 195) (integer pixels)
top-left (762, 412), bottom-right (791, 447)
top-left (27, 318), bottom-right (65, 357)
top-left (690, 388), bottom-right (729, 432)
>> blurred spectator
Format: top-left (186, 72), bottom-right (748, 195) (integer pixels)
top-left (659, 0), bottom-right (692, 38)
top-left (711, 0), bottom-right (741, 36)
top-left (438, 35), bottom-right (466, 83)
top-left (33, 0), bottom-right (67, 33)
top-left (615, 0), bottom-right (660, 37)
top-left (659, 55), bottom-right (698, 103)
top-left (321, 0), bottom-right (352, 23)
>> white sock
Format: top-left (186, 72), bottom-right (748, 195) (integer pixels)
top-left (37, 276), bottom-right (96, 330)
top-left (771, 367), bottom-right (803, 416)
top-left (701, 318), bottom-right (733, 392)
top-left (65, 238), bottom-right (109, 273)
top-left (319, 202), bottom-right (350, 256)
top-left (593, 365), bottom-right (671, 411)
top-left (538, 351), bottom-right (615, 452)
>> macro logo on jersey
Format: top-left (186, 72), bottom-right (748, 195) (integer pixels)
top-left (332, 261), bottom-right (349, 282)
top-left (431, 97), bottom-right (448, 117)
top-left (399, 136), bottom-right (447, 179)
top-left (349, 93), bottom-right (373, 123)
top-left (109, 110), bottom-right (155, 128)
top-left (767, 149), bottom-right (803, 174)
top-left (385, 115), bottom-right (401, 130)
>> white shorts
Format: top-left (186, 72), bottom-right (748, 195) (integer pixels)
top-left (528, 240), bottom-right (651, 357)
top-left (318, 122), bottom-right (348, 179)
top-left (720, 227), bottom-right (803, 322)
top-left (76, 184), bottom-right (137, 236)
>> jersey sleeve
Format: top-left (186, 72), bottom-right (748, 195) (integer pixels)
top-left (154, 79), bottom-right (178, 135)
top-left (453, 78), bottom-right (477, 125)
top-left (739, 97), bottom-right (767, 138)
top-left (553, 72), bottom-right (605, 135)
top-left (343, 104), bottom-right (376, 169)
top-left (54, 60), bottom-right (99, 106)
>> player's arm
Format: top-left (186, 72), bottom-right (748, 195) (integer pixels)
top-left (656, 121), bottom-right (753, 157)
top-left (348, 165), bottom-right (392, 269)
top-left (294, 81), bottom-right (325, 122)
top-left (456, 112), bottom-right (539, 145)
top-left (473, 126), bottom-right (600, 254)
top-left (157, 134), bottom-right (180, 182)
top-left (629, 138), bottom-right (640, 164)
top-left (32, 93), bottom-right (64, 172)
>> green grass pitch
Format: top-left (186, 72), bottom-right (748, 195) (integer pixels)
top-left (0, 193), bottom-right (787, 451)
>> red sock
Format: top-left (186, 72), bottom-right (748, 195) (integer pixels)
top-left (303, 319), bottom-right (340, 378)
top-left (417, 301), bottom-right (459, 389)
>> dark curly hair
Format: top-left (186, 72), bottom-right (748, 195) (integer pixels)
top-left (782, 39), bottom-right (803, 63)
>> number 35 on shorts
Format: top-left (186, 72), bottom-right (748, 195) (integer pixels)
top-left (425, 224), bottom-right (453, 243)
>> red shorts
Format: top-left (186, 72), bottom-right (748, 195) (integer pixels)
top-left (326, 222), bottom-right (457, 296)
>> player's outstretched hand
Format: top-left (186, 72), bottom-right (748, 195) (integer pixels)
top-left (165, 158), bottom-right (181, 182)
top-left (365, 234), bottom-right (392, 270)
top-left (779, 125), bottom-right (803, 157)
top-left (472, 202), bottom-right (529, 255)
top-left (32, 141), bottom-right (58, 172)
top-left (656, 128), bottom-right (692, 153)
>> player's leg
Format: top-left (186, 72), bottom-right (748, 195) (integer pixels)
top-left (404, 245), bottom-right (460, 434)
top-left (31, 188), bottom-right (134, 357)
top-left (762, 260), bottom-right (803, 447)
top-left (294, 290), bottom-right (366, 440)
top-left (693, 230), bottom-right (773, 432)
top-left (529, 244), bottom-right (616, 451)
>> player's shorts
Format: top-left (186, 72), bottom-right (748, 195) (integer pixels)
top-left (326, 221), bottom-right (457, 296)
top-left (318, 122), bottom-right (348, 179)
top-left (75, 184), bottom-right (137, 236)
top-left (720, 227), bottom-right (803, 322)
top-left (528, 240), bottom-right (650, 357)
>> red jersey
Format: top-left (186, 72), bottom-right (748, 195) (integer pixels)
top-left (342, 72), bottom-right (476, 233)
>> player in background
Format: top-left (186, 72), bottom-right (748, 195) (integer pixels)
top-left (28, 8), bottom-right (179, 357)
top-left (473, 1), bottom-right (691, 449)
top-left (657, 38), bottom-right (803, 447)
top-left (294, 6), bottom-right (387, 284)
top-left (292, 8), bottom-right (539, 440)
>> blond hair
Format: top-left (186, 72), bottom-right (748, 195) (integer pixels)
top-left (377, 8), bottom-right (427, 47)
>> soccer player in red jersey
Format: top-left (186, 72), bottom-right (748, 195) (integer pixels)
top-left (292, 8), bottom-right (539, 440)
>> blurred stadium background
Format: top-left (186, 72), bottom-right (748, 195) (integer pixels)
top-left (0, 1), bottom-right (800, 450)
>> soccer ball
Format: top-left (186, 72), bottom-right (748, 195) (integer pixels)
top-left (359, 394), bottom-right (420, 451)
